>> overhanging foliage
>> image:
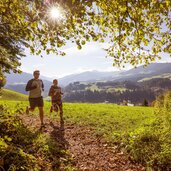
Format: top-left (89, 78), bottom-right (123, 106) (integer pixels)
top-left (0, 0), bottom-right (171, 74)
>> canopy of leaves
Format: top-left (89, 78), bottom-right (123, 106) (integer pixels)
top-left (0, 0), bottom-right (171, 75)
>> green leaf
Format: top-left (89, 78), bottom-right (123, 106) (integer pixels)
top-left (81, 40), bottom-right (86, 45)
top-left (77, 45), bottom-right (82, 50)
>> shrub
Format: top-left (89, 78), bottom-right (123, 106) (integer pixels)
top-left (0, 104), bottom-right (74, 170)
top-left (125, 92), bottom-right (171, 170)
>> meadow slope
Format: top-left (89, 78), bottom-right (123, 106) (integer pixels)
top-left (0, 88), bottom-right (28, 101)
top-left (0, 101), bottom-right (159, 170)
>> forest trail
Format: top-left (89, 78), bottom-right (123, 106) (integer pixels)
top-left (20, 114), bottom-right (145, 171)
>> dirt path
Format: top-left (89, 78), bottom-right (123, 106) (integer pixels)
top-left (20, 114), bottom-right (145, 171)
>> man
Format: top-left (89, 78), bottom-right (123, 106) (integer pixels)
top-left (25, 70), bottom-right (45, 127)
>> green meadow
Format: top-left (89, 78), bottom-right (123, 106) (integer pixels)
top-left (0, 90), bottom-right (171, 170)
top-left (0, 89), bottom-right (28, 101)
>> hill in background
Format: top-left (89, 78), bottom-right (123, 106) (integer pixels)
top-left (0, 89), bottom-right (28, 101)
top-left (5, 63), bottom-right (171, 86)
top-left (4, 63), bottom-right (171, 103)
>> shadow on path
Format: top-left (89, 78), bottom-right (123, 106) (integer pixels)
top-left (18, 114), bottom-right (75, 170)
top-left (49, 121), bottom-right (69, 149)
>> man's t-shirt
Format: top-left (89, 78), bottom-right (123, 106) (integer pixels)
top-left (25, 79), bottom-right (44, 98)
top-left (48, 85), bottom-right (62, 101)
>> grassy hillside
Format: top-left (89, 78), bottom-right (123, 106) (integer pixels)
top-left (0, 101), bottom-right (170, 170)
top-left (0, 88), bottom-right (28, 101)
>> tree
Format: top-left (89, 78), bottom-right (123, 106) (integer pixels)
top-left (0, 74), bottom-right (6, 96)
top-left (143, 98), bottom-right (148, 106)
top-left (0, 76), bottom-right (6, 89)
top-left (0, 0), bottom-right (171, 75)
top-left (96, 0), bottom-right (171, 67)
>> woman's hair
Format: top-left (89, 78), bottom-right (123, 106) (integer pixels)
top-left (53, 79), bottom-right (58, 83)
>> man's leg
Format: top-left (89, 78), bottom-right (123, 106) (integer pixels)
top-left (38, 107), bottom-right (44, 125)
top-left (38, 97), bottom-right (44, 126)
top-left (26, 98), bottom-right (35, 114)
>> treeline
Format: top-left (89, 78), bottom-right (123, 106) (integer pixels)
top-left (63, 78), bottom-right (171, 104)
top-left (63, 89), bottom-right (155, 104)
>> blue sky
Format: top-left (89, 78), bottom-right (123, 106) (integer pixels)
top-left (20, 42), bottom-right (171, 78)
top-left (21, 42), bottom-right (121, 78)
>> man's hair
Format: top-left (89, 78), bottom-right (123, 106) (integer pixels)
top-left (33, 70), bottom-right (40, 75)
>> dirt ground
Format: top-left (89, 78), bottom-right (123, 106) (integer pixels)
top-left (20, 114), bottom-right (145, 171)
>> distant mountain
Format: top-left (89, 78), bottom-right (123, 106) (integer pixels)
top-left (115, 63), bottom-right (171, 82)
top-left (63, 77), bottom-right (171, 104)
top-left (5, 72), bottom-right (52, 96)
top-left (4, 63), bottom-right (171, 96)
top-left (126, 63), bottom-right (171, 75)
top-left (58, 63), bottom-right (171, 85)
top-left (5, 72), bottom-right (52, 84)
top-left (5, 70), bottom-right (122, 88)
top-left (58, 70), bottom-right (122, 86)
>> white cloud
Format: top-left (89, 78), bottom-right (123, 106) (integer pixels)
top-left (63, 42), bottom-right (105, 57)
top-left (21, 40), bottom-right (171, 80)
top-left (32, 63), bottom-right (45, 69)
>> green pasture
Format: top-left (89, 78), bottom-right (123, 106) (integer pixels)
top-left (1, 97), bottom-right (170, 170)
top-left (0, 88), bottom-right (28, 101)
top-left (1, 100), bottom-right (155, 143)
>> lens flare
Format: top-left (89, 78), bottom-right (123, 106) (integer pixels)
top-left (50, 7), bottom-right (61, 19)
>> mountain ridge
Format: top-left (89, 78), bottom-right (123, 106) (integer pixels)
top-left (4, 63), bottom-right (171, 95)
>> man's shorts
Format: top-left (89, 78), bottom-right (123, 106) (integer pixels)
top-left (29, 97), bottom-right (44, 109)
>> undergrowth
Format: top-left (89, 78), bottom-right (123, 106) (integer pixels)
top-left (123, 92), bottom-right (171, 170)
top-left (0, 103), bottom-right (74, 171)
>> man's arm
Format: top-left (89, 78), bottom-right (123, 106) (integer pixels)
top-left (41, 80), bottom-right (44, 91)
top-left (25, 80), bottom-right (37, 91)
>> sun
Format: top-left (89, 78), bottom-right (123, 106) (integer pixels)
top-left (46, 4), bottom-right (67, 24)
top-left (50, 6), bottom-right (61, 20)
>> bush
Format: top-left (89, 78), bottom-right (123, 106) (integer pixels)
top-left (126, 115), bottom-right (171, 170)
top-left (125, 92), bottom-right (171, 170)
top-left (0, 104), bottom-right (38, 170)
top-left (0, 104), bottom-right (74, 170)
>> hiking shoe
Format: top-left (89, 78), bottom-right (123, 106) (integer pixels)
top-left (26, 106), bottom-right (29, 114)
top-left (60, 119), bottom-right (64, 125)
top-left (40, 123), bottom-right (46, 128)
top-left (60, 127), bottom-right (64, 131)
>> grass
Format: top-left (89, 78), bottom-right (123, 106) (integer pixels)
top-left (63, 104), bottom-right (154, 143)
top-left (138, 73), bottom-right (171, 82)
top-left (0, 99), bottom-right (170, 170)
top-left (2, 101), bottom-right (155, 144)
top-left (0, 100), bottom-right (155, 143)
top-left (86, 84), bottom-right (99, 91)
top-left (107, 87), bottom-right (127, 93)
top-left (0, 102), bottom-right (75, 170)
top-left (0, 101), bottom-right (155, 141)
top-left (0, 88), bottom-right (28, 101)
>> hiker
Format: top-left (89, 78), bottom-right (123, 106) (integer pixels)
top-left (48, 79), bottom-right (64, 125)
top-left (25, 70), bottom-right (45, 127)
